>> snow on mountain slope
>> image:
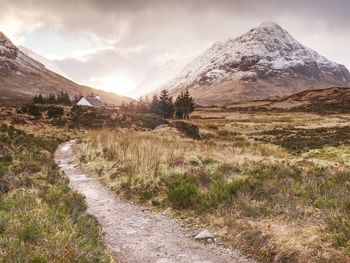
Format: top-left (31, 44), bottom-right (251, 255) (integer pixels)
top-left (162, 22), bottom-right (350, 105)
top-left (19, 46), bottom-right (69, 78)
top-left (134, 58), bottom-right (191, 97)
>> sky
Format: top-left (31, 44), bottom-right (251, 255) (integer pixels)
top-left (0, 0), bottom-right (349, 97)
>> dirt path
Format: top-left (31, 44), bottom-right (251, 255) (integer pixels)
top-left (55, 141), bottom-right (255, 263)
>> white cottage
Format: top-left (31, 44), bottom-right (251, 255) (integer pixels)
top-left (76, 95), bottom-right (105, 107)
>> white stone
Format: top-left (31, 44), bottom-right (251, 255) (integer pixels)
top-left (194, 230), bottom-right (215, 240)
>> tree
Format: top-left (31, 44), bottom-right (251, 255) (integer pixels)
top-left (158, 90), bottom-right (175, 118)
top-left (57, 91), bottom-right (71, 105)
top-left (37, 94), bottom-right (44, 104)
top-left (33, 94), bottom-right (44, 104)
top-left (136, 96), bottom-right (149, 113)
top-left (120, 102), bottom-right (128, 113)
top-left (150, 95), bottom-right (160, 115)
top-left (47, 93), bottom-right (57, 104)
top-left (175, 89), bottom-right (196, 120)
top-left (32, 95), bottom-right (39, 104)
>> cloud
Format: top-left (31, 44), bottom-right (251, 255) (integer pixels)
top-left (0, 0), bottom-right (349, 96)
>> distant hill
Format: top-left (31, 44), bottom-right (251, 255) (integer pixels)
top-left (226, 87), bottom-right (350, 113)
top-left (142, 22), bottom-right (350, 105)
top-left (0, 32), bottom-right (133, 105)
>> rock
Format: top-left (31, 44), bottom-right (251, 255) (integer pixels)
top-left (194, 230), bottom-right (215, 240)
top-left (188, 156), bottom-right (203, 167)
top-left (154, 124), bottom-right (169, 130)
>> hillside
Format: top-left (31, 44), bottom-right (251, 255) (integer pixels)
top-left (0, 32), bottom-right (133, 105)
top-left (150, 22), bottom-right (350, 105)
top-left (227, 86), bottom-right (350, 113)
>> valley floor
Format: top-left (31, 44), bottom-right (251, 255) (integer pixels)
top-left (56, 140), bottom-right (254, 263)
top-left (75, 110), bottom-right (350, 263)
top-left (1, 105), bottom-right (350, 263)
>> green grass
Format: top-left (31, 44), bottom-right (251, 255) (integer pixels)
top-left (0, 122), bottom-right (114, 262)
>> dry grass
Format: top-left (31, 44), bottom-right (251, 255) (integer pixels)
top-left (76, 111), bottom-right (350, 263)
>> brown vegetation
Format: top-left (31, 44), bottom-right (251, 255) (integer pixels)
top-left (75, 110), bottom-right (350, 263)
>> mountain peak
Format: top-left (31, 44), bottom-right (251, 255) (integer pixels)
top-left (158, 22), bottom-right (350, 105)
top-left (0, 31), bottom-right (15, 47)
top-left (258, 21), bottom-right (282, 29)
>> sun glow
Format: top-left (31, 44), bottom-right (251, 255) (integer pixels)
top-left (89, 76), bottom-right (136, 96)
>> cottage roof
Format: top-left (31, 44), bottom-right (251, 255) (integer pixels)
top-left (83, 96), bottom-right (105, 107)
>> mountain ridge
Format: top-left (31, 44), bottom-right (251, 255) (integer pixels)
top-left (0, 32), bottom-right (133, 105)
top-left (151, 22), bottom-right (350, 105)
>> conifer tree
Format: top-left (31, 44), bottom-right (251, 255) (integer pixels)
top-left (150, 95), bottom-right (160, 115)
top-left (137, 96), bottom-right (149, 112)
top-left (158, 89), bottom-right (174, 118)
top-left (37, 94), bottom-right (44, 104)
top-left (175, 88), bottom-right (196, 119)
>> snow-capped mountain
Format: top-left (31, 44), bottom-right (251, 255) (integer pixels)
top-left (161, 22), bottom-right (350, 105)
top-left (0, 31), bottom-right (132, 105)
top-left (19, 46), bottom-right (69, 78)
top-left (133, 58), bottom-right (191, 98)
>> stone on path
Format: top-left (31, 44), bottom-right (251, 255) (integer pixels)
top-left (194, 230), bottom-right (215, 240)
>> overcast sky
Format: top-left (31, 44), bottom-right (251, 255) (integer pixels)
top-left (0, 0), bottom-right (349, 97)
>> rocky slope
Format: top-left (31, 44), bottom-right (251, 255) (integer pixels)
top-left (0, 32), bottom-right (133, 105)
top-left (161, 22), bottom-right (350, 105)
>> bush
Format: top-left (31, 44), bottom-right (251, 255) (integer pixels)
top-left (170, 121), bottom-right (200, 139)
top-left (167, 174), bottom-right (198, 209)
top-left (47, 106), bottom-right (64, 119)
top-left (27, 105), bottom-right (42, 118)
top-left (18, 221), bottom-right (42, 244)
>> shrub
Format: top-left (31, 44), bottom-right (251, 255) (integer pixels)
top-left (27, 105), bottom-right (42, 118)
top-left (18, 221), bottom-right (42, 243)
top-left (167, 174), bottom-right (198, 209)
top-left (170, 121), bottom-right (200, 139)
top-left (47, 106), bottom-right (64, 119)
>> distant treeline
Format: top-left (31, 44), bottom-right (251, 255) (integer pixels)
top-left (120, 89), bottom-right (195, 119)
top-left (32, 92), bottom-right (72, 105)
